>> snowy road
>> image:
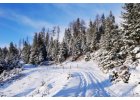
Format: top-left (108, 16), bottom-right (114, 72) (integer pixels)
top-left (0, 60), bottom-right (119, 97)
top-left (52, 71), bottom-right (111, 97)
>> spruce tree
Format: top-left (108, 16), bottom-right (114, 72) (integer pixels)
top-left (58, 40), bottom-right (68, 63)
top-left (87, 20), bottom-right (98, 51)
top-left (63, 28), bottom-right (72, 56)
top-left (6, 42), bottom-right (20, 70)
top-left (48, 37), bottom-right (54, 61)
top-left (45, 32), bottom-right (49, 59)
top-left (122, 3), bottom-right (140, 46)
top-left (2, 47), bottom-right (8, 60)
top-left (100, 11), bottom-right (119, 51)
top-left (22, 41), bottom-right (31, 63)
top-left (38, 33), bottom-right (47, 63)
top-left (70, 18), bottom-right (86, 60)
top-left (121, 3), bottom-right (140, 64)
top-left (29, 33), bottom-right (39, 64)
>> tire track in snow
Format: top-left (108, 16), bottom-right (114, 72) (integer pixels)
top-left (77, 72), bottom-right (87, 97)
top-left (90, 71), bottom-right (118, 97)
top-left (52, 70), bottom-right (111, 97)
top-left (52, 72), bottom-right (87, 97)
top-left (77, 71), bottom-right (111, 97)
top-left (88, 72), bottom-right (110, 96)
top-left (79, 71), bottom-right (93, 97)
top-left (78, 71), bottom-right (108, 97)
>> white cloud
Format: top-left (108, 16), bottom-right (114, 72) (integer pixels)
top-left (0, 8), bottom-right (53, 30)
top-left (11, 13), bottom-right (53, 29)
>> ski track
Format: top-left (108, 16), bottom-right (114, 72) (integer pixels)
top-left (0, 61), bottom-right (117, 97)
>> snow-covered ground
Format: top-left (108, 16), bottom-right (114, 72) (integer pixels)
top-left (0, 59), bottom-right (140, 97)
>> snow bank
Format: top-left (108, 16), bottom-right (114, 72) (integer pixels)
top-left (0, 68), bottom-right (23, 82)
top-left (132, 47), bottom-right (140, 54)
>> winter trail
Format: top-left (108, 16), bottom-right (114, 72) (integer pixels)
top-left (0, 60), bottom-right (117, 97)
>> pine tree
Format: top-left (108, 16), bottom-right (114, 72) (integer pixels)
top-left (99, 14), bottom-right (106, 49)
top-left (58, 40), bottom-right (68, 63)
top-left (9, 42), bottom-right (19, 58)
top-left (70, 18), bottom-right (86, 60)
top-left (2, 47), bottom-right (8, 60)
top-left (45, 32), bottom-right (49, 59)
top-left (38, 33), bottom-right (47, 63)
top-left (100, 11), bottom-right (119, 51)
top-left (98, 12), bottom-right (122, 72)
top-left (87, 20), bottom-right (98, 51)
top-left (6, 42), bottom-right (20, 70)
top-left (95, 14), bottom-right (101, 43)
top-left (63, 28), bottom-right (72, 56)
top-left (86, 20), bottom-right (93, 46)
top-left (29, 33), bottom-right (39, 64)
top-left (122, 3), bottom-right (140, 46)
top-left (120, 3), bottom-right (140, 64)
top-left (99, 14), bottom-right (106, 36)
top-left (48, 37), bottom-right (54, 61)
top-left (22, 41), bottom-right (31, 63)
top-left (55, 26), bottom-right (60, 61)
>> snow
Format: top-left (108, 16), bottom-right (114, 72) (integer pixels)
top-left (132, 47), bottom-right (140, 54)
top-left (0, 59), bottom-right (140, 97)
top-left (23, 64), bottom-right (37, 69)
top-left (136, 53), bottom-right (140, 59)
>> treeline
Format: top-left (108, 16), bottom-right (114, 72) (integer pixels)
top-left (21, 11), bottom-right (117, 64)
top-left (0, 4), bottom-right (140, 76)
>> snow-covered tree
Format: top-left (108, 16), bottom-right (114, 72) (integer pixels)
top-left (47, 37), bottom-right (54, 61)
top-left (120, 4), bottom-right (140, 63)
top-left (63, 28), bottom-right (72, 56)
top-left (58, 40), bottom-right (68, 63)
top-left (38, 33), bottom-right (47, 63)
top-left (98, 12), bottom-right (122, 72)
top-left (0, 42), bottom-right (21, 71)
top-left (122, 3), bottom-right (140, 46)
top-left (69, 18), bottom-right (86, 60)
top-left (100, 11), bottom-right (119, 51)
top-left (22, 41), bottom-right (31, 63)
top-left (29, 33), bottom-right (39, 64)
top-left (87, 21), bottom-right (98, 51)
top-left (2, 47), bottom-right (8, 59)
top-left (45, 32), bottom-right (49, 59)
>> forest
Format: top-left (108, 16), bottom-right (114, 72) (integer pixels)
top-left (0, 3), bottom-right (140, 84)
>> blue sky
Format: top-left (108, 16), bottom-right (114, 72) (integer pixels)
top-left (0, 3), bottom-right (123, 47)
